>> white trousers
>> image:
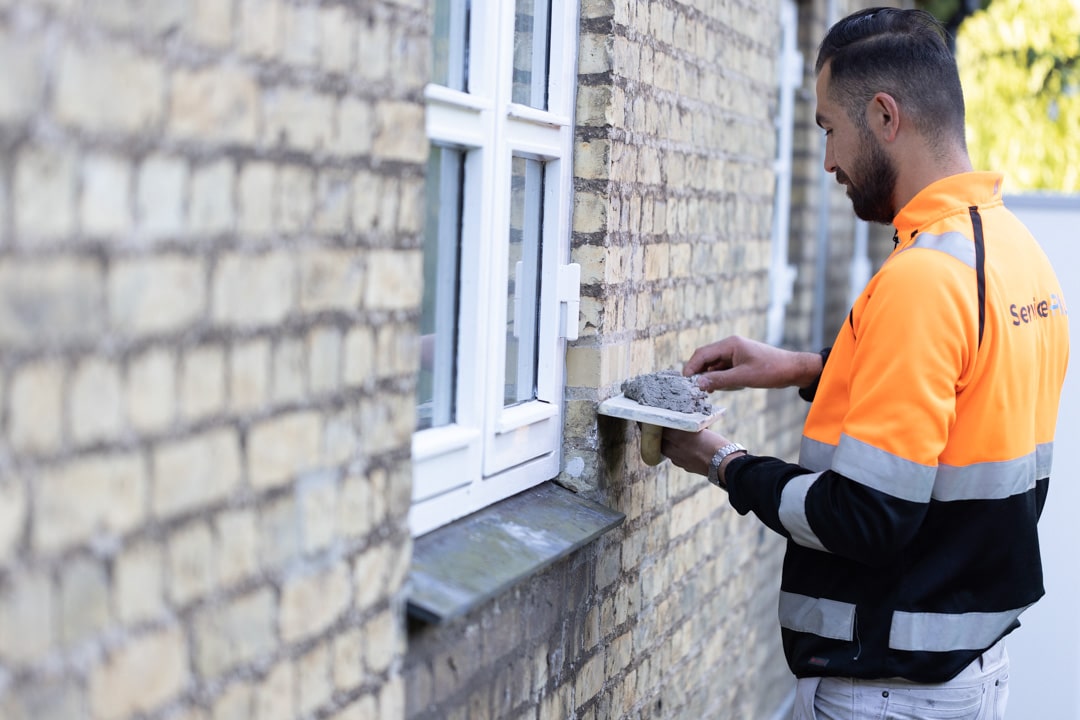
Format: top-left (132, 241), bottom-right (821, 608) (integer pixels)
top-left (793, 641), bottom-right (1010, 720)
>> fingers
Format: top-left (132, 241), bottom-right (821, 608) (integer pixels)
top-left (683, 337), bottom-right (738, 377)
top-left (695, 368), bottom-right (746, 392)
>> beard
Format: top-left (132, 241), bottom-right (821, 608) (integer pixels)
top-left (836, 130), bottom-right (898, 225)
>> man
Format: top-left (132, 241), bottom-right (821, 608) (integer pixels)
top-left (661, 8), bottom-right (1069, 720)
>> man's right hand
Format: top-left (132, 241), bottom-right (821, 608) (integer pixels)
top-left (683, 336), bottom-right (823, 392)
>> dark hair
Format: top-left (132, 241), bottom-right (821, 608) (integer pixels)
top-left (815, 8), bottom-right (966, 151)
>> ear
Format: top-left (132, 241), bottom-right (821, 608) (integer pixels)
top-left (868, 92), bottom-right (901, 142)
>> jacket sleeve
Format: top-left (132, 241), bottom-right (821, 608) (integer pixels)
top-left (725, 455), bottom-right (928, 568)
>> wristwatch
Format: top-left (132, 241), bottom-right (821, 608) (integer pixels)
top-left (707, 442), bottom-right (747, 489)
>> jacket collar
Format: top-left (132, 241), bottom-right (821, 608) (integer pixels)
top-left (892, 172), bottom-right (1004, 247)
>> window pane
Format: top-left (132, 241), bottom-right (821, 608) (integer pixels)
top-left (504, 157), bottom-right (544, 406)
top-left (418, 146), bottom-right (464, 430)
top-left (432, 0), bottom-right (470, 91)
top-left (511, 0), bottom-right (551, 108)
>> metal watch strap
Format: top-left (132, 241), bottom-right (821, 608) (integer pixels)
top-left (707, 442), bottom-right (747, 488)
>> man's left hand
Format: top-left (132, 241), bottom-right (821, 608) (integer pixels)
top-left (661, 428), bottom-right (731, 476)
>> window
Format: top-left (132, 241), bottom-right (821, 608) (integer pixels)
top-left (412, 0), bottom-right (580, 535)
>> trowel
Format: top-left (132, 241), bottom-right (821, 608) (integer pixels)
top-left (597, 394), bottom-right (726, 466)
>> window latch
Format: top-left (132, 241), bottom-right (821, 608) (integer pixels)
top-left (557, 263), bottom-right (581, 341)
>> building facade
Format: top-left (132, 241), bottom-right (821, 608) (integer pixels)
top-left (0, 0), bottom-right (896, 718)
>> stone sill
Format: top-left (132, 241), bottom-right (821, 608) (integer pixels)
top-left (406, 482), bottom-right (625, 624)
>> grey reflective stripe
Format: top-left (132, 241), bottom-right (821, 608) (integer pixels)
top-left (779, 472), bottom-right (829, 552)
top-left (832, 434), bottom-right (936, 503)
top-left (778, 591), bottom-right (855, 641)
top-left (799, 436), bottom-right (835, 473)
top-left (901, 230), bottom-right (976, 269)
top-left (1036, 442), bottom-right (1054, 479)
top-left (933, 454), bottom-right (1037, 501)
top-left (889, 605), bottom-right (1032, 652)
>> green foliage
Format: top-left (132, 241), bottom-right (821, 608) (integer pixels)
top-left (957, 0), bottom-right (1080, 191)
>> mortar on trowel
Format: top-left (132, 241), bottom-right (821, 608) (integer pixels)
top-left (597, 370), bottom-right (726, 466)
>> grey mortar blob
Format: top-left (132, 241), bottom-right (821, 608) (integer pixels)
top-left (621, 370), bottom-right (714, 415)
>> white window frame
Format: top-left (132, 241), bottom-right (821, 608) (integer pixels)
top-left (411, 0), bottom-right (581, 536)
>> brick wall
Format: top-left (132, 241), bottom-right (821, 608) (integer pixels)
top-left (0, 1), bottom-right (422, 718)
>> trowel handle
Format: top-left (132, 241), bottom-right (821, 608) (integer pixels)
top-left (640, 423), bottom-right (663, 466)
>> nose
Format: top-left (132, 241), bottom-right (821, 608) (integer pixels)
top-left (823, 137), bottom-right (837, 174)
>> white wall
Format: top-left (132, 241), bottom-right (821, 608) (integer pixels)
top-left (1001, 194), bottom-right (1080, 720)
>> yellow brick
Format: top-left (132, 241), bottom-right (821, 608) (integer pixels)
top-left (263, 88), bottom-right (333, 152)
top-left (280, 563), bottom-right (350, 644)
top-left (372, 101), bottom-right (426, 163)
top-left (36, 453), bottom-right (146, 553)
top-left (137, 155), bottom-right (187, 238)
top-left (191, 0), bottom-right (233, 48)
top-left (211, 681), bottom-right (253, 720)
top-left (109, 256), bottom-right (205, 336)
top-left (170, 67), bottom-right (258, 143)
top-left (89, 627), bottom-right (188, 720)
top-left (213, 251), bottom-right (294, 326)
top-left (0, 569), bottom-right (54, 663)
top-left (364, 610), bottom-right (397, 675)
top-left (299, 248), bottom-right (363, 312)
top-left (0, 32), bottom-right (43, 122)
top-left (69, 358), bottom-right (122, 446)
top-left (248, 411), bottom-right (322, 489)
top-left (298, 474), bottom-right (338, 553)
top-left (575, 652), bottom-right (603, 709)
top-left (319, 6), bottom-right (354, 73)
top-left (278, 165), bottom-right (313, 232)
top-left (193, 589), bottom-right (276, 678)
top-left (271, 337), bottom-right (305, 404)
top-left (190, 160), bottom-right (236, 233)
top-left (81, 154), bottom-right (132, 236)
top-left (115, 542), bottom-right (165, 624)
top-left (181, 346), bottom-right (226, 421)
top-left (335, 98), bottom-right (373, 156)
top-left (296, 642), bottom-right (331, 716)
top-left (238, 161), bottom-right (275, 236)
top-left (229, 339), bottom-right (270, 413)
top-left (126, 348), bottom-right (176, 433)
top-left (13, 146), bottom-right (76, 240)
top-left (332, 628), bottom-right (363, 691)
top-left (55, 45), bottom-right (164, 132)
top-left (215, 509), bottom-right (258, 587)
top-left (364, 250), bottom-right (422, 310)
top-left (254, 662), bottom-right (295, 720)
top-left (9, 360), bottom-right (64, 454)
top-left (168, 523), bottom-right (214, 605)
top-left (58, 555), bottom-right (109, 647)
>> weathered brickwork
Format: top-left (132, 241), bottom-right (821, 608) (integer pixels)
top-left (2, 0), bottom-right (905, 719)
top-left (0, 1), bottom-right (422, 718)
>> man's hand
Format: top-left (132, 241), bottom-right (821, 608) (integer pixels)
top-left (683, 336), bottom-right (823, 392)
top-left (661, 428), bottom-right (729, 477)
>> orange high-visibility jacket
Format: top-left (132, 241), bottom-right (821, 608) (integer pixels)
top-left (725, 172), bottom-right (1070, 682)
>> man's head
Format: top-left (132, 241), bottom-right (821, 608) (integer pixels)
top-left (814, 8), bottom-right (967, 223)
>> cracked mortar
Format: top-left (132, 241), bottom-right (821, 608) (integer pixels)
top-left (621, 370), bottom-right (714, 415)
